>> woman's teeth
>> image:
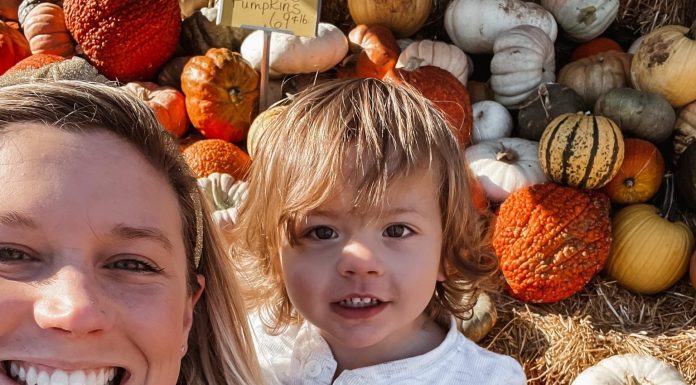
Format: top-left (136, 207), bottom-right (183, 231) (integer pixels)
top-left (8, 362), bottom-right (119, 385)
top-left (338, 297), bottom-right (381, 308)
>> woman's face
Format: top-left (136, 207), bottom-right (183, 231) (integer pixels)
top-left (0, 124), bottom-right (202, 385)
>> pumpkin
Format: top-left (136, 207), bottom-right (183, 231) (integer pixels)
top-left (631, 21), bottom-right (696, 107)
top-left (570, 37), bottom-right (624, 61)
top-left (606, 177), bottom-right (694, 294)
top-left (0, 55), bottom-right (108, 86)
top-left (603, 138), bottom-right (665, 204)
top-left (541, 0), bottom-right (619, 42)
top-left (493, 182), bottom-right (612, 303)
top-left (490, 25), bottom-right (556, 107)
top-left (0, 0), bottom-right (20, 21)
top-left (347, 0), bottom-right (431, 38)
top-left (180, 6), bottom-right (251, 56)
top-left (571, 354), bottom-right (687, 385)
top-left (458, 291), bottom-right (497, 343)
top-left (471, 100), bottom-right (513, 143)
top-left (517, 82), bottom-right (586, 141)
top-left (63, 0), bottom-right (180, 81)
top-left (539, 112), bottom-right (625, 189)
top-left (384, 64), bottom-right (473, 146)
top-left (467, 80), bottom-right (494, 103)
top-left (627, 34), bottom-right (645, 54)
top-left (181, 48), bottom-right (259, 143)
top-left (197, 172), bottom-right (248, 243)
top-left (17, 0), bottom-right (60, 25)
top-left (5, 52), bottom-right (64, 72)
top-left (340, 24), bottom-right (400, 80)
top-left (122, 81), bottom-right (189, 139)
top-left (247, 104), bottom-right (287, 159)
top-left (0, 20), bottom-right (30, 75)
top-left (593, 87), bottom-right (675, 143)
top-left (444, 0), bottom-right (558, 54)
top-left (396, 39), bottom-right (470, 85)
top-left (22, 3), bottom-right (73, 57)
top-left (465, 137), bottom-right (548, 202)
top-left (182, 139), bottom-right (251, 179)
top-left (156, 55), bottom-right (192, 90)
top-left (557, 51), bottom-right (632, 106)
top-left (675, 141), bottom-right (696, 211)
top-left (241, 22), bottom-right (348, 78)
top-left (673, 100), bottom-right (696, 162)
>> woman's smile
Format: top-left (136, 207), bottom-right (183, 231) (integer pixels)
top-left (2, 361), bottom-right (127, 385)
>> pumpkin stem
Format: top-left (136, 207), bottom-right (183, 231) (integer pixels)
top-left (688, 20), bottom-right (696, 40)
top-left (623, 178), bottom-right (635, 188)
top-left (403, 57), bottom-right (426, 71)
top-left (659, 172), bottom-right (676, 221)
top-left (496, 148), bottom-right (517, 163)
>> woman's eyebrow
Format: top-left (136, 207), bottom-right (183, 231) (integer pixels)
top-left (111, 223), bottom-right (174, 252)
top-left (0, 211), bottom-right (37, 228)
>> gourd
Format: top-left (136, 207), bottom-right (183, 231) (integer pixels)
top-left (458, 291), bottom-right (497, 343)
top-left (606, 175), bottom-right (694, 294)
top-left (673, 100), bottom-right (696, 162)
top-left (541, 0), bottom-right (619, 42)
top-left (384, 64), bottom-right (472, 146)
top-left (557, 51), bottom-right (632, 106)
top-left (493, 182), bottom-right (612, 303)
top-left (197, 172), bottom-right (248, 242)
top-left (470, 100), bottom-right (513, 143)
top-left (603, 138), bottom-right (665, 204)
top-left (517, 83), bottom-right (585, 141)
top-left (444, 0), bottom-right (558, 54)
top-left (0, 20), bottom-right (31, 75)
top-left (22, 3), bottom-right (74, 57)
top-left (465, 137), bottom-right (547, 202)
top-left (342, 24), bottom-right (400, 79)
top-left (181, 48), bottom-right (260, 142)
top-left (570, 37), bottom-right (623, 61)
top-left (571, 354), bottom-right (687, 385)
top-left (631, 21), bottom-right (696, 107)
top-left (396, 39), bottom-right (470, 85)
top-left (121, 81), bottom-right (189, 139)
top-left (240, 22), bottom-right (348, 78)
top-left (539, 112), bottom-right (625, 190)
top-left (593, 87), bottom-right (675, 144)
top-left (63, 0), bottom-right (180, 81)
top-left (490, 25), bottom-right (556, 107)
top-left (180, 6), bottom-right (251, 56)
top-left (347, 0), bottom-right (431, 38)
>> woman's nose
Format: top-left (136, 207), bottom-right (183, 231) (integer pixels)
top-left (337, 238), bottom-right (384, 277)
top-left (33, 266), bottom-right (114, 337)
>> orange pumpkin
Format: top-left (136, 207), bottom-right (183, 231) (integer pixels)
top-left (63, 0), bottom-right (180, 81)
top-left (23, 3), bottom-right (74, 57)
top-left (182, 139), bottom-right (251, 180)
top-left (570, 37), bottom-right (623, 61)
top-left (181, 48), bottom-right (259, 143)
top-left (385, 64), bottom-right (473, 146)
top-left (0, 20), bottom-right (30, 75)
top-left (493, 183), bottom-right (612, 303)
top-left (122, 81), bottom-right (189, 139)
top-left (603, 138), bottom-right (665, 204)
top-left (342, 24), bottom-right (400, 79)
top-left (0, 0), bottom-right (20, 21)
top-left (5, 52), bottom-right (64, 72)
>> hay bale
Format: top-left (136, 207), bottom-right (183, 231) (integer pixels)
top-left (617, 0), bottom-right (696, 34)
top-left (482, 275), bottom-right (696, 384)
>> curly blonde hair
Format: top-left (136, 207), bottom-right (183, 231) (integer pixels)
top-left (235, 78), bottom-right (497, 333)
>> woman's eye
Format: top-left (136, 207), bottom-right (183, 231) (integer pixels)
top-left (383, 225), bottom-right (412, 238)
top-left (106, 259), bottom-right (162, 273)
top-left (0, 247), bottom-right (34, 263)
top-left (308, 226), bottom-right (337, 240)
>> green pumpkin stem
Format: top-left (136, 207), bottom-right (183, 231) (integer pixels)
top-left (659, 172), bottom-right (676, 221)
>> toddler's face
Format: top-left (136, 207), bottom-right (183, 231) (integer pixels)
top-left (279, 168), bottom-right (445, 357)
top-left (0, 124), bottom-right (200, 385)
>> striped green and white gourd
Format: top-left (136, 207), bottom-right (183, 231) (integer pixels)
top-left (539, 112), bottom-right (624, 189)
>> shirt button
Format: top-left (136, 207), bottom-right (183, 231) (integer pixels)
top-left (304, 360), bottom-right (322, 377)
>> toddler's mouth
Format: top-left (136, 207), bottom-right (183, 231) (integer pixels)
top-left (2, 361), bottom-right (127, 385)
top-left (336, 297), bottom-right (383, 308)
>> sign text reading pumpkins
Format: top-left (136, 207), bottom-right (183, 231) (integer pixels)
top-left (220, 0), bottom-right (320, 37)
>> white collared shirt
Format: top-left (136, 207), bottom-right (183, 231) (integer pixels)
top-left (251, 315), bottom-right (527, 385)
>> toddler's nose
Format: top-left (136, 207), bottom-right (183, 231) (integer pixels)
top-left (338, 239), bottom-right (384, 277)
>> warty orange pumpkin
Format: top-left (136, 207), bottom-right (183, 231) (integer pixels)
top-left (5, 52), bottom-right (64, 72)
top-left (493, 182), bottom-right (612, 303)
top-left (182, 138), bottom-right (251, 180)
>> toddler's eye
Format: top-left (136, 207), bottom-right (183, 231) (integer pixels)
top-left (0, 247), bottom-right (34, 263)
top-left (106, 258), bottom-right (162, 273)
top-left (383, 225), bottom-right (412, 238)
top-left (308, 226), bottom-right (337, 240)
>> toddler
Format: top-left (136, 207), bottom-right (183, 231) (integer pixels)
top-left (235, 78), bottom-right (526, 385)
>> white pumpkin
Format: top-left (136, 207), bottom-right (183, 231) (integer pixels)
top-left (396, 39), bottom-right (471, 85)
top-left (465, 137), bottom-right (548, 202)
top-left (240, 22), bottom-right (348, 78)
top-left (490, 25), bottom-right (556, 107)
top-left (197, 172), bottom-right (249, 233)
top-left (571, 354), bottom-right (687, 385)
top-left (628, 35), bottom-right (645, 54)
top-left (444, 0), bottom-right (557, 54)
top-left (541, 0), bottom-right (619, 42)
top-left (458, 291), bottom-right (497, 343)
top-left (471, 100), bottom-right (513, 143)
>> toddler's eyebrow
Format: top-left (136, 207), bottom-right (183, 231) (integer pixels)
top-left (111, 223), bottom-right (174, 252)
top-left (0, 211), bottom-right (37, 228)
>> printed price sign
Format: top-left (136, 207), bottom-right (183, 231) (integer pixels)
top-left (218, 0), bottom-right (320, 37)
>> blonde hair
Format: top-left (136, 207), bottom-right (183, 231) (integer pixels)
top-left (235, 78), bottom-right (497, 333)
top-left (0, 81), bottom-right (262, 385)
